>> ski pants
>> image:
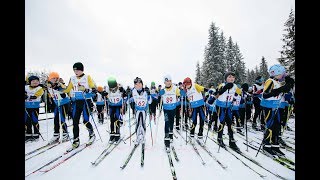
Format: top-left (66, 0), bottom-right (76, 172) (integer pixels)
top-left (216, 106), bottom-right (234, 140)
top-left (135, 110), bottom-right (147, 144)
top-left (25, 108), bottom-right (40, 136)
top-left (53, 103), bottom-right (68, 134)
top-left (262, 107), bottom-right (281, 145)
top-left (109, 105), bottom-right (122, 136)
top-left (72, 99), bottom-right (94, 140)
top-left (190, 106), bottom-right (206, 136)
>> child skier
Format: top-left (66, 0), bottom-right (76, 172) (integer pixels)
top-left (106, 76), bottom-right (127, 144)
top-left (159, 75), bottom-right (180, 150)
top-left (47, 72), bottom-right (70, 144)
top-left (129, 77), bottom-right (152, 145)
top-left (252, 76), bottom-right (265, 130)
top-left (149, 81), bottom-right (158, 124)
top-left (231, 90), bottom-right (243, 134)
top-left (178, 82), bottom-right (189, 131)
top-left (214, 72), bottom-right (241, 150)
top-left (25, 75), bottom-right (44, 142)
top-left (206, 89), bottom-right (218, 132)
top-left (182, 77), bottom-right (208, 140)
top-left (61, 62), bottom-right (97, 149)
top-left (95, 86), bottom-right (108, 124)
top-left (260, 64), bottom-right (294, 156)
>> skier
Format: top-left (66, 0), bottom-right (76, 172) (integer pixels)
top-left (25, 75), bottom-right (44, 142)
top-left (60, 62), bottom-right (97, 149)
top-left (159, 75), bottom-right (180, 150)
top-left (278, 89), bottom-right (294, 147)
top-left (252, 76), bottom-right (265, 130)
top-left (46, 72), bottom-right (70, 143)
top-left (205, 89), bottom-right (218, 132)
top-left (178, 82), bottom-right (189, 131)
top-left (149, 81), bottom-right (158, 124)
top-left (231, 90), bottom-right (243, 134)
top-left (246, 86), bottom-right (254, 122)
top-left (106, 76), bottom-right (127, 144)
top-left (214, 72), bottom-right (241, 150)
top-left (157, 84), bottom-right (163, 110)
top-left (238, 83), bottom-right (249, 129)
top-left (260, 64), bottom-right (294, 156)
top-left (95, 86), bottom-right (108, 124)
top-left (129, 77), bottom-right (152, 145)
top-left (182, 77), bottom-right (208, 140)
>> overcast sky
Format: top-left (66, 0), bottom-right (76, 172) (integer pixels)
top-left (26, 0), bottom-right (295, 87)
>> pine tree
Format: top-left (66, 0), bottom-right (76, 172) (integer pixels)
top-left (195, 61), bottom-right (202, 84)
top-left (278, 8), bottom-right (295, 77)
top-left (219, 31), bottom-right (227, 75)
top-left (233, 43), bottom-right (246, 84)
top-left (225, 36), bottom-right (235, 72)
top-left (201, 22), bottom-right (225, 87)
top-left (259, 56), bottom-right (269, 80)
top-left (254, 65), bottom-right (260, 80)
top-left (247, 69), bottom-right (256, 85)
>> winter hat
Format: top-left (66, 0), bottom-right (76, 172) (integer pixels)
top-left (48, 72), bottom-right (59, 81)
top-left (151, 81), bottom-right (155, 86)
top-left (183, 77), bottom-right (192, 86)
top-left (73, 62), bottom-right (84, 71)
top-left (28, 75), bottom-right (40, 83)
top-left (224, 71), bottom-right (235, 81)
top-left (268, 64), bottom-right (286, 77)
top-left (163, 74), bottom-right (172, 82)
top-left (255, 76), bottom-right (264, 84)
top-left (134, 77), bottom-right (143, 85)
top-left (97, 86), bottom-right (103, 92)
top-left (107, 76), bottom-right (117, 88)
top-left (241, 83), bottom-right (249, 92)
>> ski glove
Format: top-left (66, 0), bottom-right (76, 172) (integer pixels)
top-left (91, 88), bottom-right (97, 94)
top-left (223, 83), bottom-right (234, 90)
top-left (218, 83), bottom-right (233, 95)
top-left (285, 76), bottom-right (295, 87)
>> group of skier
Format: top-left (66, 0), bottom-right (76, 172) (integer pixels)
top-left (25, 62), bottom-right (295, 157)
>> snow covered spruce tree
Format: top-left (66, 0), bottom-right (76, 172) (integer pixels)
top-left (195, 60), bottom-right (202, 84)
top-left (225, 36), bottom-right (236, 73)
top-left (260, 56), bottom-right (269, 80)
top-left (246, 69), bottom-right (256, 85)
top-left (278, 8), bottom-right (295, 77)
top-left (201, 22), bottom-right (225, 87)
top-left (233, 43), bottom-right (246, 84)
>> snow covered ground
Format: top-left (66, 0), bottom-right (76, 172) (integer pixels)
top-left (25, 104), bottom-right (295, 180)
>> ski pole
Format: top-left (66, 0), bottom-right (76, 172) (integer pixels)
top-left (244, 92), bottom-right (248, 152)
top-left (127, 92), bottom-right (132, 146)
top-left (147, 104), bottom-right (154, 146)
top-left (44, 89), bottom-right (49, 141)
